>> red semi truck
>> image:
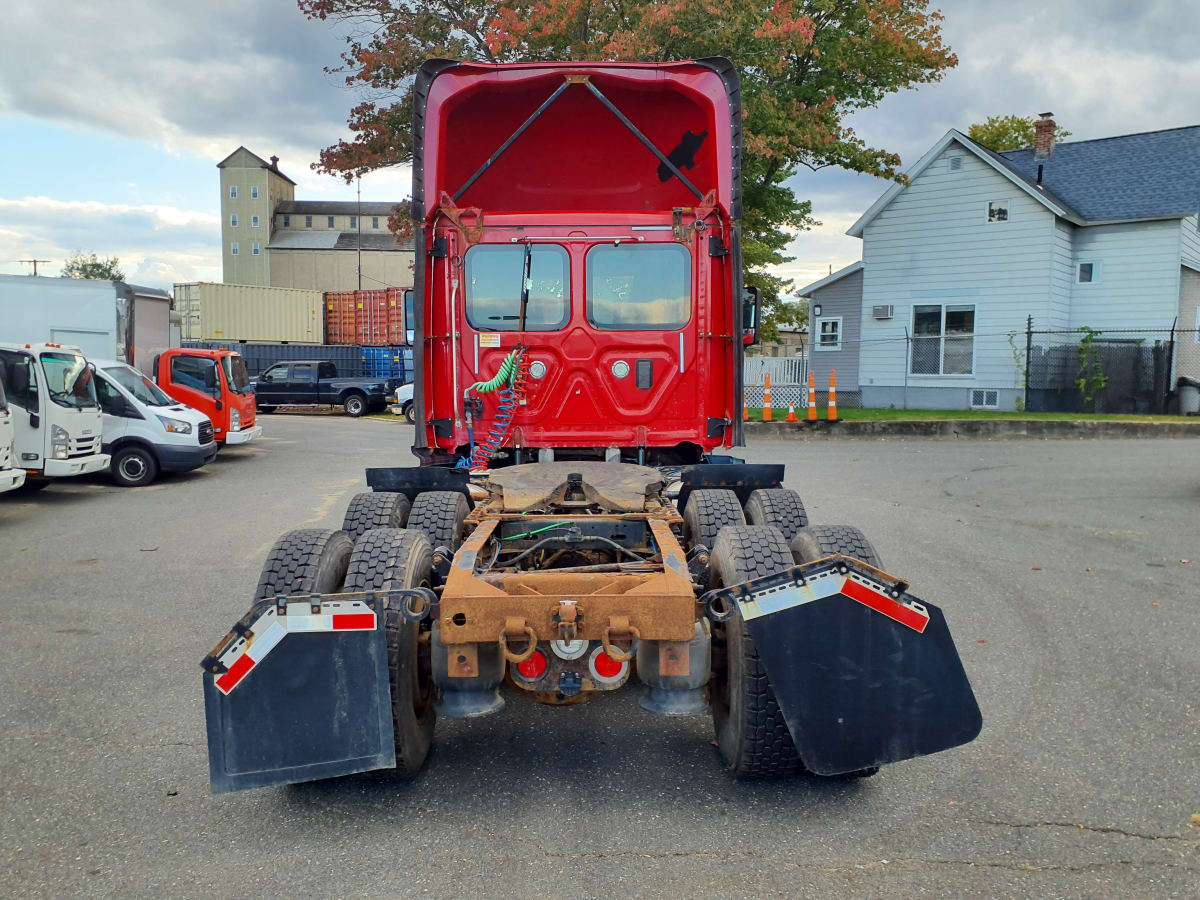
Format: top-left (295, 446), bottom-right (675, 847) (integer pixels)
top-left (201, 59), bottom-right (980, 794)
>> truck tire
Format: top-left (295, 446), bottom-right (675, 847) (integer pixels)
top-left (344, 527), bottom-right (436, 775)
top-left (111, 445), bottom-right (159, 488)
top-left (788, 525), bottom-right (883, 779)
top-left (343, 393), bottom-right (367, 417)
top-left (253, 528), bottom-right (353, 600)
top-left (743, 488), bottom-right (808, 543)
top-left (342, 491), bottom-right (412, 542)
top-left (789, 525), bottom-right (883, 570)
top-left (682, 489), bottom-right (745, 552)
top-left (403, 402), bottom-right (415, 424)
top-left (16, 478), bottom-right (50, 493)
top-left (710, 525), bottom-right (801, 779)
top-left (257, 405), bottom-right (277, 414)
top-left (407, 491), bottom-right (471, 552)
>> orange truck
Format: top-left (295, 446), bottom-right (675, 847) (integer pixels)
top-left (152, 347), bottom-right (260, 446)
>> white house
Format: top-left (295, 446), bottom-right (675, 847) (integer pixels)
top-left (838, 119), bottom-right (1200, 410)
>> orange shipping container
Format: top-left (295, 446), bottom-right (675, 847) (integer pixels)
top-left (324, 288), bottom-right (408, 345)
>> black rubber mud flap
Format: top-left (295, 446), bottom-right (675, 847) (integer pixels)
top-left (202, 601), bottom-right (396, 794)
top-left (710, 558), bottom-right (982, 775)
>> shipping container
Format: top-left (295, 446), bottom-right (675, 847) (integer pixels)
top-left (324, 288), bottom-right (410, 346)
top-left (361, 345), bottom-right (413, 381)
top-left (181, 341), bottom-right (366, 377)
top-left (175, 282), bottom-right (324, 344)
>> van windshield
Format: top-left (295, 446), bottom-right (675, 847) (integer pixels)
top-left (103, 365), bottom-right (175, 406)
top-left (221, 355), bottom-right (253, 394)
top-left (41, 352), bottom-right (98, 409)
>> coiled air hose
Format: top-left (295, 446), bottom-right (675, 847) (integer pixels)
top-left (466, 346), bottom-right (528, 469)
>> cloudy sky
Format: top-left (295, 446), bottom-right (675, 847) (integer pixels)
top-left (2, 0), bottom-right (1197, 290)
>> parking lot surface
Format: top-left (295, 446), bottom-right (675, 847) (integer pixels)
top-left (2, 417), bottom-right (1197, 898)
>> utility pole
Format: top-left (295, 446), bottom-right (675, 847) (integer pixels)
top-left (356, 175), bottom-right (363, 291)
top-left (19, 258), bottom-right (51, 276)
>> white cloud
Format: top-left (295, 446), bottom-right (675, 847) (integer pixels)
top-left (0, 196), bottom-right (220, 287)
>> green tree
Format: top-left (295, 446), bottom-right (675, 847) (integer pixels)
top-left (300, 0), bottom-right (956, 340)
top-left (967, 114), bottom-right (1071, 152)
top-left (61, 252), bottom-right (124, 281)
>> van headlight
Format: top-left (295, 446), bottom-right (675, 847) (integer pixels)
top-left (51, 424), bottom-right (70, 459)
top-left (230, 407), bottom-right (241, 432)
top-left (157, 415), bottom-right (192, 435)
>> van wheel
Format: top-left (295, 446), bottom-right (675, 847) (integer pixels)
top-left (343, 394), bottom-right (367, 417)
top-left (403, 402), bottom-right (415, 424)
top-left (112, 446), bottom-right (158, 487)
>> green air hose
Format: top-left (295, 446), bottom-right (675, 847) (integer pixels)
top-left (470, 347), bottom-right (523, 394)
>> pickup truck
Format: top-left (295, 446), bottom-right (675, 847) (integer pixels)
top-left (253, 360), bottom-right (393, 417)
top-left (390, 382), bottom-right (415, 423)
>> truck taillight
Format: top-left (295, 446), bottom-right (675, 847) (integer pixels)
top-left (588, 646), bottom-right (628, 684)
top-left (515, 650), bottom-right (548, 680)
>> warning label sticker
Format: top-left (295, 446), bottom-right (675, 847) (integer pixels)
top-left (478, 333), bottom-right (502, 348)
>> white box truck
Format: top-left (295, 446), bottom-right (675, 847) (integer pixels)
top-left (0, 369), bottom-right (26, 492)
top-left (0, 342), bottom-right (109, 488)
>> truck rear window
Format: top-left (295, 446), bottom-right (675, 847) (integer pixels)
top-left (464, 244), bottom-right (568, 332)
top-left (586, 244), bottom-right (690, 330)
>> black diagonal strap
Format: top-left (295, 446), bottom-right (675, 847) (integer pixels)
top-left (452, 80), bottom-right (571, 202)
top-left (583, 80), bottom-right (705, 201)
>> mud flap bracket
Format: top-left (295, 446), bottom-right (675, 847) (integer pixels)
top-left (701, 556), bottom-right (982, 775)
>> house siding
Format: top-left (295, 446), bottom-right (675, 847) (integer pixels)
top-left (1178, 267), bottom-right (1200, 382)
top-left (858, 142), bottom-right (1056, 409)
top-left (809, 268), bottom-right (862, 391)
top-left (1068, 219), bottom-right (1182, 330)
top-left (1181, 214), bottom-right (1200, 268)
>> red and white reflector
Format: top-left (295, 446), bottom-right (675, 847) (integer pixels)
top-left (213, 599), bottom-right (376, 695)
top-left (588, 646), bottom-right (629, 685)
top-left (736, 567), bottom-right (929, 634)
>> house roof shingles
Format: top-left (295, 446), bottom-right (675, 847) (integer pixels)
top-left (267, 230), bottom-right (413, 251)
top-left (996, 125), bottom-right (1200, 223)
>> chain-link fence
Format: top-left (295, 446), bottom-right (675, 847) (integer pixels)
top-left (1024, 328), bottom-right (1179, 414)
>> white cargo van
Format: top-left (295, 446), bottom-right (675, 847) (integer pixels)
top-left (91, 360), bottom-right (218, 487)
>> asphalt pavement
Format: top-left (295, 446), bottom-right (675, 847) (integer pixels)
top-left (1, 416), bottom-right (1197, 898)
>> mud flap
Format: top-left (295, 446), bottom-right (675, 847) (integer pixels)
top-left (201, 595), bottom-right (396, 794)
top-left (708, 558), bottom-right (982, 775)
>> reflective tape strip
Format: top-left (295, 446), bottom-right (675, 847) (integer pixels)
top-left (332, 613), bottom-right (376, 631)
top-left (211, 601), bottom-right (377, 694)
top-left (737, 571), bottom-right (842, 621)
top-left (841, 578), bottom-right (929, 633)
top-left (216, 653), bottom-right (255, 694)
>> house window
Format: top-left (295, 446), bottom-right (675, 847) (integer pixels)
top-left (229, 186), bottom-right (237, 199)
top-left (987, 200), bottom-right (1009, 223)
top-left (1076, 261), bottom-right (1102, 283)
top-left (305, 215), bottom-right (312, 228)
top-left (349, 215), bottom-right (357, 228)
top-left (252, 242), bottom-right (260, 256)
top-left (231, 242), bottom-right (239, 256)
top-left (815, 317), bottom-right (842, 351)
top-left (283, 215), bottom-right (290, 228)
top-left (327, 216), bottom-right (335, 228)
top-left (251, 215), bottom-right (259, 228)
top-left (230, 213), bottom-right (238, 227)
top-left (971, 389), bottom-right (999, 409)
top-left (251, 186), bottom-right (259, 199)
top-left (911, 304), bottom-right (975, 375)
top-left (372, 217), bottom-right (380, 229)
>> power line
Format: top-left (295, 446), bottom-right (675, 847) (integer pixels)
top-left (18, 258), bottom-right (51, 276)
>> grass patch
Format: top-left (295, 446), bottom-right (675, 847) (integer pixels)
top-left (744, 407), bottom-right (1192, 423)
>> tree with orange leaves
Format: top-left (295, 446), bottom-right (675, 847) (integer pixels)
top-left (300, 0), bottom-right (956, 338)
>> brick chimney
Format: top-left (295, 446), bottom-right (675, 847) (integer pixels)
top-left (1034, 113), bottom-right (1056, 160)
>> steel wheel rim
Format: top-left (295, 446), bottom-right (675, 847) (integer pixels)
top-left (348, 398), bottom-right (363, 414)
top-left (120, 455), bottom-right (146, 481)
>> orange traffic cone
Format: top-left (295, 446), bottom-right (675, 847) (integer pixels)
top-left (807, 371), bottom-right (817, 421)
top-left (743, 401), bottom-right (749, 421)
top-left (785, 402), bottom-right (798, 423)
top-left (763, 372), bottom-right (773, 422)
top-left (828, 370), bottom-right (838, 422)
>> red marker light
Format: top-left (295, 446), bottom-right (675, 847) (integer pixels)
top-left (516, 650), bottom-right (548, 680)
top-left (592, 650), bottom-right (623, 679)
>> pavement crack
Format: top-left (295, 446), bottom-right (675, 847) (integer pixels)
top-left (972, 819), bottom-right (1197, 843)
